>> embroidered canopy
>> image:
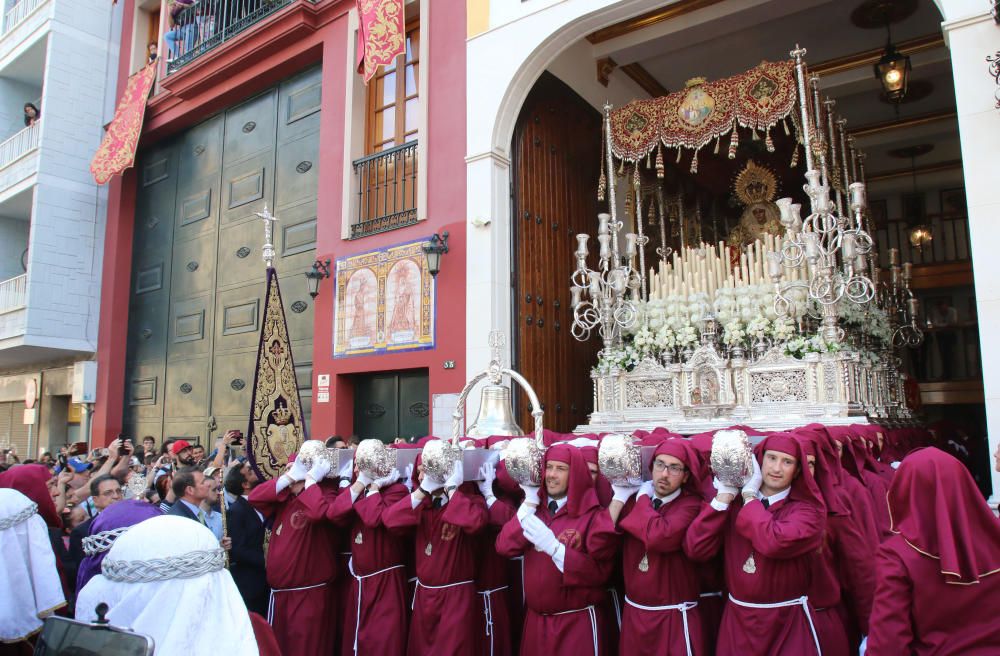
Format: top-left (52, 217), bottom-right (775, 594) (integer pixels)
top-left (609, 60), bottom-right (801, 172)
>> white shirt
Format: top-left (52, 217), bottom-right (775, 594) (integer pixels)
top-left (758, 487), bottom-right (791, 506)
top-left (652, 488), bottom-right (682, 506)
top-left (548, 496), bottom-right (568, 513)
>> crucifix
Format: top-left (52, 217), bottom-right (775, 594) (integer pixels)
top-left (256, 204), bottom-right (279, 269)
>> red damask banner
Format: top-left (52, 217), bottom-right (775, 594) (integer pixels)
top-left (356, 0), bottom-right (405, 84)
top-left (90, 63), bottom-right (157, 185)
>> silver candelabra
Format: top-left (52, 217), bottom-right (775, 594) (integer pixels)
top-left (570, 105), bottom-right (644, 353)
top-left (883, 248), bottom-right (924, 348)
top-left (768, 46), bottom-right (876, 343)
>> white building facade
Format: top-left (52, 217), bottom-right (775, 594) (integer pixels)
top-left (0, 0), bottom-right (121, 454)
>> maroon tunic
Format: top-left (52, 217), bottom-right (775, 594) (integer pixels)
top-left (601, 492), bottom-right (705, 656)
top-left (867, 447), bottom-right (1000, 655)
top-left (248, 480), bottom-right (341, 656)
top-left (383, 485), bottom-right (487, 656)
top-left (496, 444), bottom-right (616, 656)
top-left (867, 536), bottom-right (1000, 655)
top-left (327, 482), bottom-right (410, 655)
top-left (474, 496), bottom-right (516, 656)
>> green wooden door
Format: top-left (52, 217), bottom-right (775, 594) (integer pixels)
top-left (124, 67), bottom-right (322, 447)
top-left (353, 370), bottom-right (429, 443)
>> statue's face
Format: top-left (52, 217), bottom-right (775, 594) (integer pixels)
top-left (752, 207), bottom-right (767, 225)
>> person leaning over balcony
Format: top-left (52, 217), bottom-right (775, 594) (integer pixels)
top-left (23, 103), bottom-right (39, 126)
top-left (164, 0), bottom-right (197, 62)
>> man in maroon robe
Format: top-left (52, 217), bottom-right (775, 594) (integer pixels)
top-left (474, 454), bottom-right (515, 656)
top-left (799, 426), bottom-right (876, 648)
top-left (327, 460), bottom-right (410, 655)
top-left (594, 438), bottom-right (707, 656)
top-left (867, 448), bottom-right (1000, 655)
top-left (685, 433), bottom-right (826, 656)
top-left (828, 426), bottom-right (891, 541)
top-left (248, 452), bottom-right (341, 655)
top-left (496, 443), bottom-right (616, 656)
top-left (383, 444), bottom-right (487, 656)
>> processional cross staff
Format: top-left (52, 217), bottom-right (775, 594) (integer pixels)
top-left (257, 204), bottom-right (279, 270)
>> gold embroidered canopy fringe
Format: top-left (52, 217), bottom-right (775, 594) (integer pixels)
top-left (608, 60), bottom-right (804, 174)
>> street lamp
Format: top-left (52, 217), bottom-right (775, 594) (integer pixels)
top-left (875, 40), bottom-right (911, 102)
top-left (305, 259), bottom-right (331, 298)
top-left (423, 232), bottom-right (449, 277)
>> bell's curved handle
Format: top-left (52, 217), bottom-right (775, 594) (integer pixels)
top-left (451, 368), bottom-right (545, 448)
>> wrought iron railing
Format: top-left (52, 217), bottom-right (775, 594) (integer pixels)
top-left (0, 274), bottom-right (27, 314)
top-left (164, 0), bottom-right (293, 74)
top-left (0, 122), bottom-right (39, 171)
top-left (2, 0), bottom-right (46, 35)
top-left (351, 141), bottom-right (418, 239)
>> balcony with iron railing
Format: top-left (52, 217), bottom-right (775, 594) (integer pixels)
top-left (163, 0), bottom-right (296, 74)
top-left (350, 141), bottom-right (419, 239)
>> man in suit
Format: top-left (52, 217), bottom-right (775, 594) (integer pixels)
top-left (225, 464), bottom-right (268, 615)
top-left (169, 467), bottom-right (232, 552)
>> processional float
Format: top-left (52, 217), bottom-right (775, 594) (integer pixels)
top-left (570, 46), bottom-right (923, 437)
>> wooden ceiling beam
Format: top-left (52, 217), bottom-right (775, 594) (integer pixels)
top-left (810, 33), bottom-right (945, 77)
top-left (620, 62), bottom-right (669, 97)
top-left (866, 158), bottom-right (963, 183)
top-left (586, 0), bottom-right (728, 44)
top-left (850, 109), bottom-right (957, 139)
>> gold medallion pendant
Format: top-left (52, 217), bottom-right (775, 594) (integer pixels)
top-left (742, 552), bottom-right (757, 574)
top-left (638, 553), bottom-right (650, 573)
top-left (425, 542), bottom-right (433, 556)
top-left (355, 532), bottom-right (363, 545)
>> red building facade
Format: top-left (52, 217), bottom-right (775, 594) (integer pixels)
top-left (92, 0), bottom-right (467, 445)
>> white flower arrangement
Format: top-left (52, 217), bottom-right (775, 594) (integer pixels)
top-left (746, 316), bottom-right (771, 341)
top-left (676, 324), bottom-right (698, 347)
top-left (722, 320), bottom-right (745, 346)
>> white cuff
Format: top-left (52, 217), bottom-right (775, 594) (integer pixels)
top-left (550, 543), bottom-right (566, 572)
top-left (485, 495), bottom-right (496, 508)
top-left (410, 492), bottom-right (423, 509)
top-left (350, 487), bottom-right (361, 503)
top-left (516, 503), bottom-right (536, 522)
top-left (275, 474), bottom-right (291, 493)
top-left (710, 497), bottom-right (731, 512)
top-left (304, 477), bottom-right (318, 489)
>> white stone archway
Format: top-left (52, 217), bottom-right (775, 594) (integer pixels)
top-left (465, 0), bottom-right (656, 380)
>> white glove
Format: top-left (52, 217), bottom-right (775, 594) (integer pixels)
top-left (402, 464), bottom-right (415, 492)
top-left (356, 470), bottom-right (374, 488)
top-left (611, 483), bottom-right (640, 504)
top-left (339, 479), bottom-right (351, 489)
top-left (637, 480), bottom-right (656, 499)
top-left (288, 458), bottom-right (310, 482)
top-left (858, 636), bottom-right (867, 656)
top-left (420, 473), bottom-right (443, 495)
top-left (520, 484), bottom-right (540, 505)
top-left (444, 460), bottom-right (463, 489)
top-left (275, 474), bottom-right (292, 493)
top-left (307, 458), bottom-right (331, 482)
top-left (890, 461), bottom-right (901, 470)
top-left (373, 468), bottom-right (400, 489)
top-left (741, 456), bottom-right (763, 498)
top-left (477, 462), bottom-right (496, 499)
top-left (521, 514), bottom-right (560, 556)
top-left (712, 476), bottom-right (738, 497)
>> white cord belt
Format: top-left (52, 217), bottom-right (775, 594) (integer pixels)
top-left (727, 593), bottom-right (822, 656)
top-left (411, 578), bottom-right (474, 610)
top-left (478, 585), bottom-right (509, 656)
top-left (267, 581), bottom-right (327, 624)
top-left (542, 605), bottom-right (599, 656)
top-left (348, 557), bottom-right (405, 653)
top-left (699, 591), bottom-right (723, 598)
top-left (625, 597), bottom-right (698, 656)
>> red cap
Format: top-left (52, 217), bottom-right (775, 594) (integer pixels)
top-left (170, 440), bottom-right (193, 456)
